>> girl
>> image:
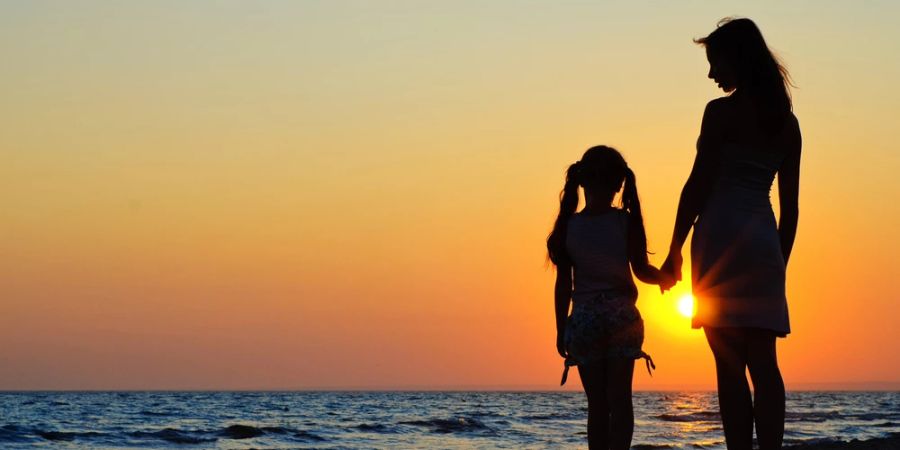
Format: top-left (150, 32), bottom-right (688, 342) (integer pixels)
top-left (547, 145), bottom-right (672, 450)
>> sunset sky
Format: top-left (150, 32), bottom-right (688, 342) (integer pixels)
top-left (2, 1), bottom-right (899, 390)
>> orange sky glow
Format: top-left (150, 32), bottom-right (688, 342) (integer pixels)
top-left (2, 1), bottom-right (899, 390)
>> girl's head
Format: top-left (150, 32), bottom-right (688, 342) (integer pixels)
top-left (696, 18), bottom-right (793, 130)
top-left (546, 145), bottom-right (646, 267)
top-left (574, 145), bottom-right (630, 200)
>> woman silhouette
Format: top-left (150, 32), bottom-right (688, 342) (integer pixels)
top-left (661, 18), bottom-right (801, 450)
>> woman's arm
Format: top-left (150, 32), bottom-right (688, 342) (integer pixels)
top-left (663, 100), bottom-right (728, 278)
top-left (554, 262), bottom-right (572, 358)
top-left (778, 119), bottom-right (801, 265)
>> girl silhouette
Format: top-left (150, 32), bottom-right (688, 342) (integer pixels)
top-left (662, 18), bottom-right (802, 450)
top-left (547, 145), bottom-right (672, 449)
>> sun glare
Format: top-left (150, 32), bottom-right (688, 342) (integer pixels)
top-left (677, 294), bottom-right (695, 318)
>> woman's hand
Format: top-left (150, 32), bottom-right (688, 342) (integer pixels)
top-left (556, 332), bottom-right (567, 359)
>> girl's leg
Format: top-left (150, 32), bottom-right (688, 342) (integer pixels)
top-left (705, 327), bottom-right (753, 450)
top-left (578, 363), bottom-right (609, 450)
top-left (605, 358), bottom-right (635, 450)
top-left (746, 329), bottom-right (785, 450)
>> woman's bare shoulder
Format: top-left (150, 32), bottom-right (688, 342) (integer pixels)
top-left (703, 96), bottom-right (739, 125)
top-left (707, 96), bottom-right (737, 111)
top-left (699, 97), bottom-right (735, 141)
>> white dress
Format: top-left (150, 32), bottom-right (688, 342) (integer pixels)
top-left (691, 142), bottom-right (790, 335)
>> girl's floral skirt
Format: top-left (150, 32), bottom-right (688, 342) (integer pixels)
top-left (561, 289), bottom-right (654, 385)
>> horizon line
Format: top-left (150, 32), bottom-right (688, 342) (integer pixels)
top-left (2, 382), bottom-right (898, 393)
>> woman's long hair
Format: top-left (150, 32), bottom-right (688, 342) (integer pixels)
top-left (695, 17), bottom-right (794, 133)
top-left (546, 145), bottom-right (647, 267)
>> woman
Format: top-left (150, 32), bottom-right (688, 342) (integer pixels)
top-left (661, 18), bottom-right (801, 450)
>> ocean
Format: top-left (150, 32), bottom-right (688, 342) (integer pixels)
top-left (0, 391), bottom-right (897, 449)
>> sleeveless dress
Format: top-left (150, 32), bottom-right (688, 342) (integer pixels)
top-left (691, 142), bottom-right (790, 336)
top-left (560, 211), bottom-right (654, 385)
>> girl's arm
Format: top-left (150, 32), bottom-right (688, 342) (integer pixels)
top-left (627, 211), bottom-right (666, 285)
top-left (554, 262), bottom-right (572, 358)
top-left (663, 100), bottom-right (728, 277)
top-left (778, 118), bottom-right (801, 265)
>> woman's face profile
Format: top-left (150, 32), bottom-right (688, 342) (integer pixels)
top-left (706, 48), bottom-right (737, 93)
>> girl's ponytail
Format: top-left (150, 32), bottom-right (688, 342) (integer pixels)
top-left (622, 166), bottom-right (650, 260)
top-left (546, 162), bottom-right (581, 267)
top-left (622, 167), bottom-right (642, 222)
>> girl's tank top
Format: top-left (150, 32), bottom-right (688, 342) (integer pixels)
top-left (565, 210), bottom-right (636, 302)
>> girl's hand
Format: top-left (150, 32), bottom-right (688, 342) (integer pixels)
top-left (556, 333), bottom-right (567, 359)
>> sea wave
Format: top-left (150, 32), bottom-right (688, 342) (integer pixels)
top-left (138, 409), bottom-right (172, 417)
top-left (130, 428), bottom-right (216, 445)
top-left (655, 411), bottom-right (720, 422)
top-left (398, 417), bottom-right (492, 434)
top-left (0, 391), bottom-right (896, 449)
top-left (354, 423), bottom-right (393, 432)
top-left (0, 423), bottom-right (329, 445)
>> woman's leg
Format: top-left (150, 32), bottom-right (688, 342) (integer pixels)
top-left (705, 327), bottom-right (753, 450)
top-left (605, 358), bottom-right (635, 450)
top-left (746, 329), bottom-right (785, 450)
top-left (578, 363), bottom-right (609, 449)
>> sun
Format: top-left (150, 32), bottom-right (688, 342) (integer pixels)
top-left (677, 294), bottom-right (695, 318)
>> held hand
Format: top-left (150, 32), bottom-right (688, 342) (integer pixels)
top-left (661, 251), bottom-right (684, 282)
top-left (658, 271), bottom-right (676, 293)
top-left (660, 252), bottom-right (683, 293)
top-left (556, 333), bottom-right (567, 359)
